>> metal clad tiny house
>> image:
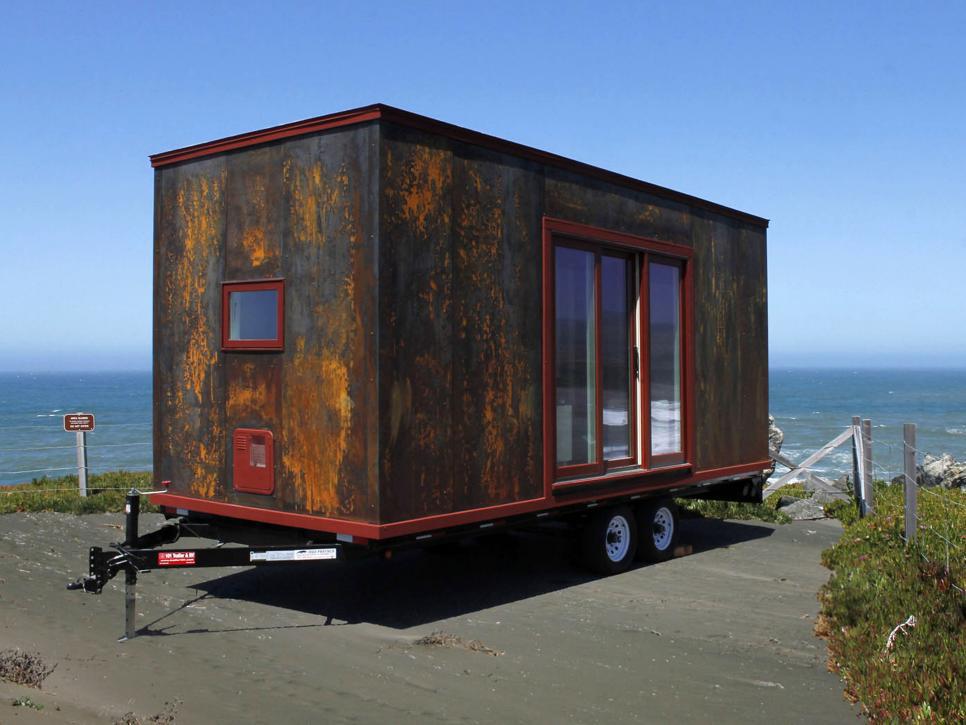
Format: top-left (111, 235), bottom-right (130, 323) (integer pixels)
top-left (148, 104), bottom-right (769, 540)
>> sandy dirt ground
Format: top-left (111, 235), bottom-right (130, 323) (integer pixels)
top-left (0, 511), bottom-right (857, 724)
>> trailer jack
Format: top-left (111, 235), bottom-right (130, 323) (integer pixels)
top-left (67, 490), bottom-right (343, 641)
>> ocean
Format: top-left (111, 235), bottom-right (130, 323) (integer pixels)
top-left (1, 369), bottom-right (964, 487)
top-left (0, 372), bottom-right (152, 486)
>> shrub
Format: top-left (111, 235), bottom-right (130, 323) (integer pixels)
top-left (818, 484), bottom-right (966, 721)
top-left (0, 650), bottom-right (55, 688)
top-left (0, 471), bottom-right (157, 515)
top-left (676, 484), bottom-right (812, 524)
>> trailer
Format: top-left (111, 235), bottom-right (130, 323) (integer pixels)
top-left (69, 104), bottom-right (770, 638)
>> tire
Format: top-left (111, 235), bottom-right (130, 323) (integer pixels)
top-left (635, 499), bottom-right (678, 563)
top-left (579, 506), bottom-right (638, 575)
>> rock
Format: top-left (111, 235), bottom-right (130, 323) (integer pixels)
top-left (799, 473), bottom-right (850, 495)
top-left (801, 476), bottom-right (825, 493)
top-left (917, 453), bottom-right (966, 488)
top-left (810, 489), bottom-right (848, 505)
top-left (765, 415), bottom-right (784, 476)
top-left (768, 415), bottom-right (784, 453)
top-left (778, 497), bottom-right (827, 520)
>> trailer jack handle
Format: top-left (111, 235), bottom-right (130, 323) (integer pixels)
top-left (122, 488), bottom-right (140, 641)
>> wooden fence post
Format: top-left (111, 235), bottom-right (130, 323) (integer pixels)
top-left (862, 418), bottom-right (873, 515)
top-left (851, 416), bottom-right (863, 510)
top-left (903, 423), bottom-right (917, 544)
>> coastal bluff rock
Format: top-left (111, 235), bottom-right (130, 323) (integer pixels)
top-left (917, 453), bottom-right (966, 488)
top-left (779, 497), bottom-right (827, 520)
top-left (768, 415), bottom-right (784, 453)
top-left (765, 415), bottom-right (784, 477)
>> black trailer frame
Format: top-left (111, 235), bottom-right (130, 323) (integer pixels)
top-left (68, 491), bottom-right (346, 640)
top-left (69, 475), bottom-right (763, 641)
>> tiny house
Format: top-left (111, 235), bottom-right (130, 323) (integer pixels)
top-left (146, 104), bottom-right (769, 570)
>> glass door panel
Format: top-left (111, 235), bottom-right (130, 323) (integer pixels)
top-left (648, 261), bottom-right (682, 456)
top-left (555, 246), bottom-right (597, 467)
top-left (600, 255), bottom-right (632, 462)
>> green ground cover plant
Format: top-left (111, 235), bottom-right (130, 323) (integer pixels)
top-left (818, 483), bottom-right (966, 722)
top-left (0, 471), bottom-right (157, 514)
top-left (676, 484), bottom-right (811, 524)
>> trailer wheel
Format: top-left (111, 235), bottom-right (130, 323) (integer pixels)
top-left (636, 499), bottom-right (678, 563)
top-left (580, 506), bottom-right (638, 575)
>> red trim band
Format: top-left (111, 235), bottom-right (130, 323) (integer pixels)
top-left (552, 463), bottom-right (693, 492)
top-left (150, 460), bottom-right (770, 541)
top-left (150, 108), bottom-right (382, 168)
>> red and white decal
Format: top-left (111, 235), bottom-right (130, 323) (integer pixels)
top-left (157, 551), bottom-right (196, 566)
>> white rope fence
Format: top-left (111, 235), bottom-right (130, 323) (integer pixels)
top-left (0, 412), bottom-right (152, 488)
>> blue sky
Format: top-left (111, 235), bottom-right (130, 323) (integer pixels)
top-left (1, 1), bottom-right (963, 371)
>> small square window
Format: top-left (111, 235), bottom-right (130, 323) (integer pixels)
top-left (222, 279), bottom-right (284, 350)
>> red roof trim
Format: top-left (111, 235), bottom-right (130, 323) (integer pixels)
top-left (149, 106), bottom-right (382, 168)
top-left (149, 103), bottom-right (768, 228)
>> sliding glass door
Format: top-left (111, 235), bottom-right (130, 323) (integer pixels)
top-left (600, 254), bottom-right (634, 465)
top-left (552, 237), bottom-right (686, 480)
top-left (554, 243), bottom-right (636, 476)
top-left (554, 246), bottom-right (597, 468)
top-left (648, 259), bottom-right (683, 463)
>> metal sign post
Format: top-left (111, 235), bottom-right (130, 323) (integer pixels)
top-left (76, 430), bottom-right (88, 497)
top-left (64, 413), bottom-right (95, 497)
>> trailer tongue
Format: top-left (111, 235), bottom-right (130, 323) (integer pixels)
top-left (68, 490), bottom-right (344, 641)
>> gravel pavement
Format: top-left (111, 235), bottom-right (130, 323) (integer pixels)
top-left (0, 512), bottom-right (857, 723)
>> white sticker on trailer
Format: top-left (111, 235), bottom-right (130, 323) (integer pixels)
top-left (249, 548), bottom-right (338, 562)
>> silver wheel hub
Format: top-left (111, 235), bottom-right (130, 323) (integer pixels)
top-left (605, 514), bottom-right (631, 562)
top-left (652, 507), bottom-right (674, 551)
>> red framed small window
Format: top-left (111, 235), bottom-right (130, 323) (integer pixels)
top-left (222, 279), bottom-right (284, 351)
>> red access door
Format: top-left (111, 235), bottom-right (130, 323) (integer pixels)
top-left (232, 428), bottom-right (275, 495)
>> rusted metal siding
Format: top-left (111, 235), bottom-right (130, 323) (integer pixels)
top-left (154, 156), bottom-right (228, 504)
top-left (378, 132), bottom-right (767, 522)
top-left (154, 124), bottom-right (380, 523)
top-left (544, 168), bottom-right (694, 247)
top-left (450, 146), bottom-right (543, 513)
top-left (542, 168), bottom-right (768, 470)
top-left (691, 213), bottom-right (769, 470)
top-left (378, 126), bottom-right (545, 523)
top-left (155, 112), bottom-right (767, 529)
top-left (378, 127), bottom-right (456, 521)
top-left (279, 125), bottom-right (380, 520)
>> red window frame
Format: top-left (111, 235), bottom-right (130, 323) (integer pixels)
top-left (221, 279), bottom-right (285, 351)
top-left (541, 218), bottom-right (695, 492)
